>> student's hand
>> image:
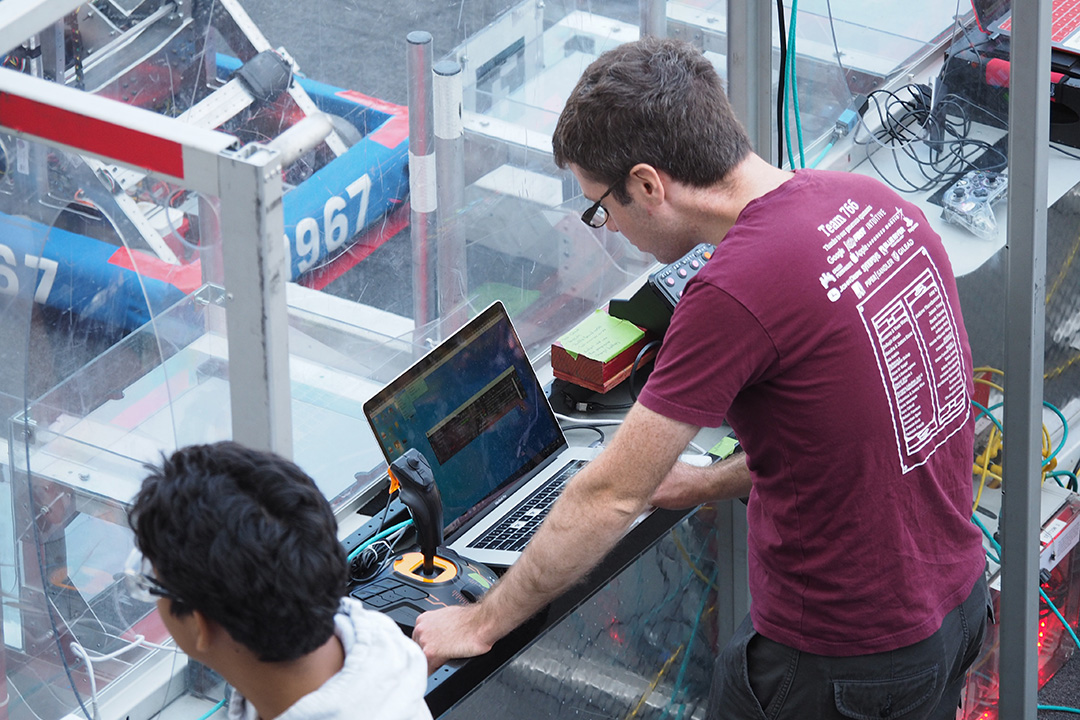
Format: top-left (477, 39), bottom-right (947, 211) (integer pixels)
top-left (413, 604), bottom-right (496, 675)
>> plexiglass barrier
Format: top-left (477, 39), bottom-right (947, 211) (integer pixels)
top-left (442, 511), bottom-right (720, 719)
top-left (0, 0), bottom-right (1053, 717)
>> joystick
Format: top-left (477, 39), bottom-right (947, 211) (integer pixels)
top-left (349, 450), bottom-right (498, 632)
top-left (941, 169), bottom-right (1008, 239)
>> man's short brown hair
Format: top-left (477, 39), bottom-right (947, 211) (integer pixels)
top-left (552, 36), bottom-right (752, 202)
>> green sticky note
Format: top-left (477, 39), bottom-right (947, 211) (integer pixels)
top-left (708, 436), bottom-right (740, 459)
top-left (557, 310), bottom-right (644, 363)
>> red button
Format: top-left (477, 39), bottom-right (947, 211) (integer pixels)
top-left (703, 251), bottom-right (712, 260)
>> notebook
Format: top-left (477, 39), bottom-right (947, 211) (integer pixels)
top-left (971, 0), bottom-right (1080, 56)
top-left (363, 301), bottom-right (601, 567)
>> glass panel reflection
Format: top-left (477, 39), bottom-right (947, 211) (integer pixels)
top-left (443, 512), bottom-right (719, 719)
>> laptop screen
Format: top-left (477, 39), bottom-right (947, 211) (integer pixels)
top-left (970, 0), bottom-right (1009, 32)
top-left (364, 302), bottom-right (566, 535)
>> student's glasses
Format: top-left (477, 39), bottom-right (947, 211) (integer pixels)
top-left (581, 181), bottom-right (620, 228)
top-left (123, 548), bottom-right (181, 604)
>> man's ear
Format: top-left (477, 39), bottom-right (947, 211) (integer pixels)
top-left (628, 163), bottom-right (665, 205)
top-left (192, 609), bottom-right (217, 654)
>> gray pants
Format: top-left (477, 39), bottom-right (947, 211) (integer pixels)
top-left (708, 576), bottom-right (990, 720)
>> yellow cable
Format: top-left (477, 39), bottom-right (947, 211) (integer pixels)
top-left (972, 425), bottom-right (999, 513)
top-left (624, 644), bottom-right (684, 720)
top-left (1046, 233), bottom-right (1080, 305)
top-left (672, 532), bottom-right (721, 591)
top-left (973, 377), bottom-right (1005, 393)
top-left (969, 367), bottom-right (1063, 495)
top-left (1046, 353), bottom-right (1080, 381)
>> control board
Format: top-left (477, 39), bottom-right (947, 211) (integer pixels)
top-left (650, 243), bottom-right (715, 306)
top-left (350, 550), bottom-right (496, 632)
top-left (609, 243), bottom-right (715, 334)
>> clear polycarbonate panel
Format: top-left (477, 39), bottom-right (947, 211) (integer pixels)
top-left (0, 123), bottom-right (230, 715)
top-left (244, 0), bottom-right (659, 365)
top-left (441, 512), bottom-right (720, 719)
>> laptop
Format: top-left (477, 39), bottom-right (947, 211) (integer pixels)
top-left (363, 301), bottom-right (602, 567)
top-left (971, 0), bottom-right (1080, 55)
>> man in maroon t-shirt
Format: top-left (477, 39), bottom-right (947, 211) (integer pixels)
top-left (414, 37), bottom-right (987, 720)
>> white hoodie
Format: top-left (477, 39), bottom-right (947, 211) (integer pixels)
top-left (227, 597), bottom-right (432, 720)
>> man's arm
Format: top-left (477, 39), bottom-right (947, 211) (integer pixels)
top-left (411, 403), bottom-right (700, 671)
top-left (649, 451), bottom-right (752, 509)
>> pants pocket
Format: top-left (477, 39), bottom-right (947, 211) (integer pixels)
top-left (833, 667), bottom-right (939, 720)
top-left (709, 617), bottom-right (770, 720)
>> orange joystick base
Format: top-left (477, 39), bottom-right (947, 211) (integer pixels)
top-left (393, 552), bottom-right (459, 583)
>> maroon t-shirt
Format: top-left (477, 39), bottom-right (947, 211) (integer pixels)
top-left (638, 169), bottom-right (985, 656)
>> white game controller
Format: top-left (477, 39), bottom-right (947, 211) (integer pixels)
top-left (941, 169), bottom-right (1008, 239)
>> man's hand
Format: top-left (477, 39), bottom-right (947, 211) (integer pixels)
top-left (413, 604), bottom-right (495, 675)
top-left (649, 452), bottom-right (752, 509)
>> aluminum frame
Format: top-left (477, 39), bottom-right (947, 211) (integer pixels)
top-left (0, 66), bottom-right (294, 458)
top-left (1000, 1), bottom-right (1053, 717)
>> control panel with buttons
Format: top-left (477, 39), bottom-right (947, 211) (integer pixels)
top-left (609, 243), bottom-right (716, 334)
top-left (651, 243), bottom-right (715, 307)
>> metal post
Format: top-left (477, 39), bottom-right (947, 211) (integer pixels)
top-left (639, 0), bottom-right (667, 38)
top-left (217, 144), bottom-right (292, 457)
top-left (727, 0), bottom-right (775, 162)
top-left (999, 1), bottom-right (1051, 718)
top-left (433, 60), bottom-right (468, 331)
top-left (407, 31), bottom-right (437, 329)
top-left (37, 20), bottom-right (64, 83)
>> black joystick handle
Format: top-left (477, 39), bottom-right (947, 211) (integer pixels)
top-left (389, 449), bottom-right (444, 576)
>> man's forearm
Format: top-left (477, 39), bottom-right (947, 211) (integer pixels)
top-left (466, 405), bottom-right (700, 642)
top-left (471, 458), bottom-right (646, 638)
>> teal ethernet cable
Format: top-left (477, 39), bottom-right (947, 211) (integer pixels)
top-left (783, 0), bottom-right (805, 169)
top-left (347, 519), bottom-right (413, 562)
top-left (1043, 400), bottom-right (1069, 466)
top-left (972, 399), bottom-right (1004, 434)
top-left (195, 698), bottom-right (227, 720)
top-left (973, 515), bottom-right (1080, 651)
top-left (808, 137), bottom-right (837, 169)
top-left (973, 515), bottom-right (1080, 716)
top-left (1045, 470), bottom-right (1079, 491)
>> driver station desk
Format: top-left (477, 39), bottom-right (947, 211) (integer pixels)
top-left (371, 381), bottom-right (734, 718)
top-left (425, 502), bottom-right (708, 718)
top-left (351, 308), bottom-right (738, 717)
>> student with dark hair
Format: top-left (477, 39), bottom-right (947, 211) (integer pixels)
top-left (128, 441), bottom-right (431, 720)
top-left (415, 37), bottom-right (987, 720)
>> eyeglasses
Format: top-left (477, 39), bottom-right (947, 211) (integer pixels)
top-left (581, 181), bottom-right (620, 228)
top-left (123, 548), bottom-right (181, 604)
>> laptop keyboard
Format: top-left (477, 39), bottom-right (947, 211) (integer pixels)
top-left (1054, 0), bottom-right (1080, 42)
top-left (467, 459), bottom-right (588, 552)
top-left (1001, 0), bottom-right (1080, 42)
